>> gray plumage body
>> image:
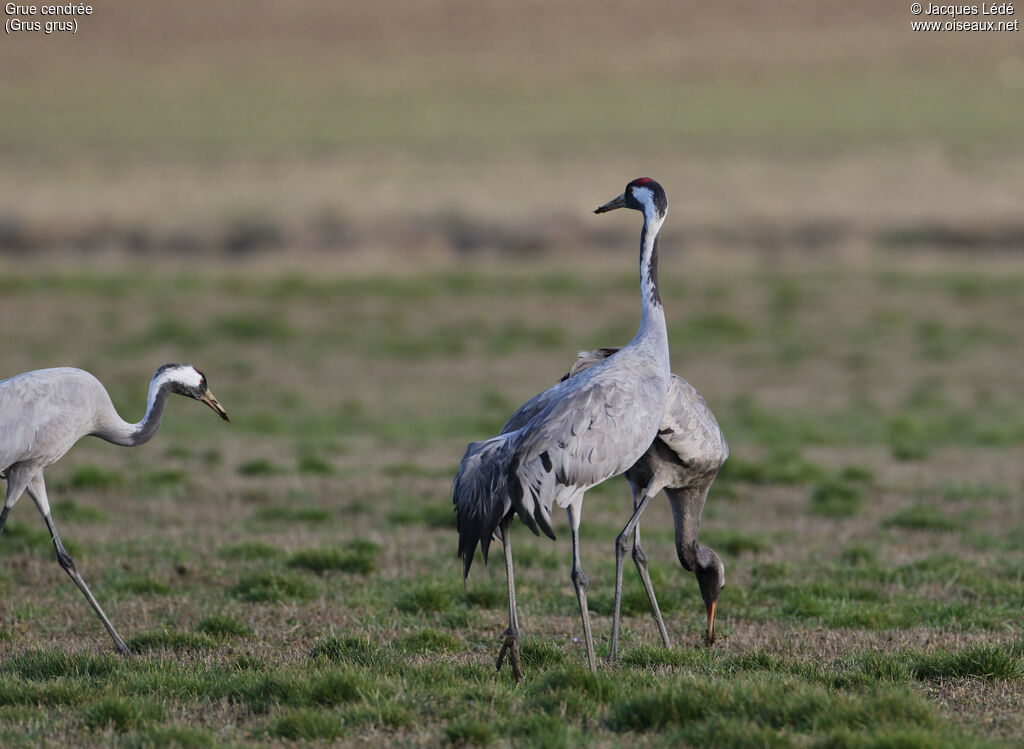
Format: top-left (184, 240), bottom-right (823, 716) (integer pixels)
top-left (453, 178), bottom-right (672, 677)
top-left (2, 368), bottom-right (159, 474)
top-left (564, 348), bottom-right (728, 475)
top-left (0, 364), bottom-right (229, 655)
top-left (565, 347), bottom-right (728, 495)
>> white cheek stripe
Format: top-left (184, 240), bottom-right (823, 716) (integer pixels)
top-left (155, 366), bottom-right (203, 391)
top-left (631, 186), bottom-right (656, 217)
top-left (179, 366), bottom-right (204, 389)
top-left (632, 186), bottom-right (653, 203)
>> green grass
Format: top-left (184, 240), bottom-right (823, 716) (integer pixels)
top-left (883, 505), bottom-right (959, 532)
top-left (250, 505), bottom-right (333, 524)
top-left (127, 630), bottom-right (217, 654)
top-left (393, 629), bottom-right (459, 655)
top-left (236, 459), bottom-right (283, 477)
top-left (911, 645), bottom-right (1024, 681)
top-left (395, 582), bottom-right (458, 614)
top-left (51, 500), bottom-right (106, 523)
top-left (308, 637), bottom-right (388, 668)
top-left (60, 465), bottom-right (124, 491)
top-left (810, 477), bottom-right (865, 518)
top-left (82, 697), bottom-right (161, 733)
top-left (718, 445), bottom-right (826, 485)
top-left (106, 573), bottom-right (172, 596)
top-left (0, 522), bottom-right (57, 555)
top-left (608, 676), bottom-right (931, 733)
top-left (195, 614), bottom-right (254, 639)
top-left (217, 541), bottom-right (283, 561)
top-left (267, 708), bottom-right (346, 741)
top-left (286, 540), bottom-right (381, 575)
top-left (296, 454), bottom-right (334, 475)
top-left (445, 718), bottom-right (494, 747)
top-left (232, 571), bottom-right (318, 603)
top-left (132, 726), bottom-right (216, 748)
top-left (0, 641), bottom-right (1015, 747)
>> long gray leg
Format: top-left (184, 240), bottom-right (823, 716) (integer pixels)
top-left (27, 473), bottom-right (131, 656)
top-left (630, 489), bottom-right (670, 649)
top-left (567, 502), bottom-right (596, 673)
top-left (608, 482), bottom-right (657, 663)
top-left (495, 516), bottom-right (524, 682)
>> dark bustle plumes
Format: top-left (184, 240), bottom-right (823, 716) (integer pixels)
top-left (453, 435), bottom-right (557, 578)
top-left (453, 437), bottom-right (516, 578)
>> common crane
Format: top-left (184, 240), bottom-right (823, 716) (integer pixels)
top-left (453, 178), bottom-right (672, 679)
top-left (0, 364), bottom-right (229, 654)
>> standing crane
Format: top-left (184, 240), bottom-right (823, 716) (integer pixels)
top-left (0, 364), bottom-right (230, 654)
top-left (454, 178), bottom-right (672, 679)
top-left (560, 347), bottom-right (727, 661)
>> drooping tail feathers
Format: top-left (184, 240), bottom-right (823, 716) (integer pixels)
top-left (453, 435), bottom-right (515, 578)
top-left (452, 433), bottom-right (557, 578)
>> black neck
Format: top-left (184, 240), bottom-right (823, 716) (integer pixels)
top-left (640, 218), bottom-right (662, 308)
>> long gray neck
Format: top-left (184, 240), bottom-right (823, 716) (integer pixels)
top-left (92, 377), bottom-right (172, 447)
top-left (666, 485), bottom-right (710, 572)
top-left (630, 208), bottom-right (669, 361)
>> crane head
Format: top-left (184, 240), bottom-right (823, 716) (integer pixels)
top-left (594, 178), bottom-right (668, 220)
top-left (695, 547), bottom-right (725, 645)
top-left (155, 363), bottom-right (231, 422)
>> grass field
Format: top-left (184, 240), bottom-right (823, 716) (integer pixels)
top-left (0, 254), bottom-right (1021, 747)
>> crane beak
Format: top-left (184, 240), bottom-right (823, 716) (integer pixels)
top-left (705, 600), bottom-right (717, 646)
top-left (200, 389), bottom-right (230, 422)
top-left (594, 193), bottom-right (626, 214)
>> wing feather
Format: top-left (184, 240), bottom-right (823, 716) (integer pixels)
top-left (658, 375), bottom-right (729, 468)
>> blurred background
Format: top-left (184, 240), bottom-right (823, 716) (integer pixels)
top-left (2, 0), bottom-right (1022, 264)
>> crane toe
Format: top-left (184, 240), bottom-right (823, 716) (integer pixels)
top-left (496, 626), bottom-right (523, 683)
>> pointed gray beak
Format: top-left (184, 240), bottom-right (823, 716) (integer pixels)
top-left (200, 389), bottom-right (230, 422)
top-left (594, 193), bottom-right (627, 214)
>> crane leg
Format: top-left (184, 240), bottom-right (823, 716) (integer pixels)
top-left (608, 483), bottom-right (656, 663)
top-left (27, 474), bottom-right (131, 657)
top-left (567, 503), bottom-right (596, 673)
top-left (495, 516), bottom-right (524, 682)
top-left (632, 516), bottom-right (671, 649)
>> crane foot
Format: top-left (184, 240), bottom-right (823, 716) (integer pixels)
top-left (496, 627), bottom-right (524, 683)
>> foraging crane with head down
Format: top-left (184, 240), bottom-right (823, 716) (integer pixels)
top-left (453, 178), bottom-right (672, 679)
top-left (0, 364), bottom-right (229, 654)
